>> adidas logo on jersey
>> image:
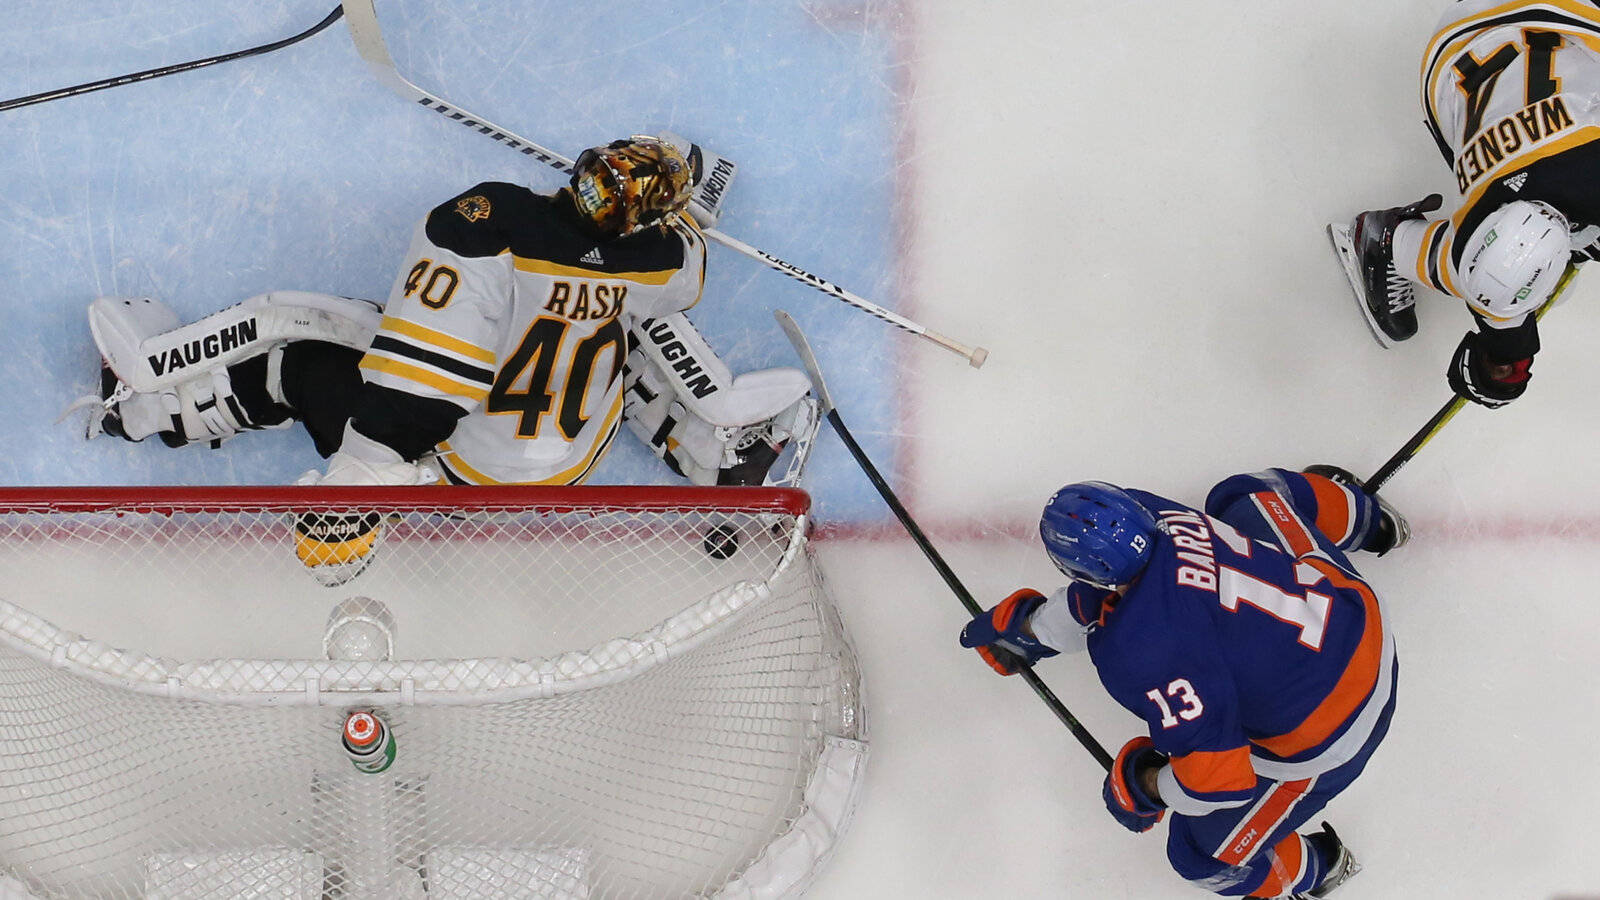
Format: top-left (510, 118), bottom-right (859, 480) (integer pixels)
top-left (1504, 172), bottom-right (1528, 192)
top-left (581, 247), bottom-right (605, 265)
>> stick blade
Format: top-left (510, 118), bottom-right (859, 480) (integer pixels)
top-left (774, 310), bottom-right (834, 416)
top-left (341, 0), bottom-right (401, 74)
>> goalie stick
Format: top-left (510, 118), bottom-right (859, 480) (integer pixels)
top-left (339, 0), bottom-right (988, 368)
top-left (1360, 263), bottom-right (1577, 493)
top-left (1, 6), bottom-right (345, 113)
top-left (774, 309), bottom-right (1111, 770)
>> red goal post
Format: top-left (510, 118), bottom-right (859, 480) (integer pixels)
top-left (0, 483), bottom-right (813, 514)
top-left (0, 484), bottom-right (864, 900)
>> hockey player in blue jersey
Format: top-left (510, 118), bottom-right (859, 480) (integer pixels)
top-left (960, 467), bottom-right (1407, 899)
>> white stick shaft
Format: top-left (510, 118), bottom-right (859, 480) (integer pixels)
top-left (340, 0), bottom-right (988, 367)
top-left (704, 227), bottom-right (982, 364)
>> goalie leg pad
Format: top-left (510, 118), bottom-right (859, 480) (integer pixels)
top-left (83, 293), bottom-right (382, 447)
top-left (96, 346), bottom-right (294, 447)
top-left (623, 388), bottom-right (814, 486)
top-left (89, 290), bottom-right (381, 393)
top-left (623, 313), bottom-right (815, 486)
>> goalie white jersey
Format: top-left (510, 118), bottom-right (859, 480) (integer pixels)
top-left (1423, 0), bottom-right (1600, 205)
top-left (359, 182), bottom-right (705, 484)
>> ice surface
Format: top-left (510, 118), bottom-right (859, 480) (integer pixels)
top-left (4, 0), bottom-right (1599, 897)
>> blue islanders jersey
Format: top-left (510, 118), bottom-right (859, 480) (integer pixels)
top-left (1086, 470), bottom-right (1397, 819)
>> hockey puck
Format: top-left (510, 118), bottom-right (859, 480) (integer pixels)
top-left (702, 523), bottom-right (740, 559)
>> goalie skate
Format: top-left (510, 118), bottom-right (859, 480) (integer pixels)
top-left (1328, 223), bottom-right (1397, 349)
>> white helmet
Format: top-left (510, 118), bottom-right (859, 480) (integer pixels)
top-left (1460, 200), bottom-right (1569, 321)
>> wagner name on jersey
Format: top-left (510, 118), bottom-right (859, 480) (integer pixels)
top-left (1424, 1), bottom-right (1600, 217)
top-left (359, 181), bottom-right (706, 485)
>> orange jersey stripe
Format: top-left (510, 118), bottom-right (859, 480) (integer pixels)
top-left (1248, 832), bottom-right (1308, 897)
top-left (1217, 778), bottom-right (1312, 866)
top-left (1251, 491), bottom-right (1316, 556)
top-left (1303, 474), bottom-right (1354, 545)
top-left (1253, 559), bottom-right (1384, 759)
top-left (1170, 746), bottom-right (1257, 796)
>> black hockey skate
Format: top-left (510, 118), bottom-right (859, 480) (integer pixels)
top-left (1290, 822), bottom-right (1362, 899)
top-left (1328, 194), bottom-right (1443, 347)
top-left (1301, 465), bottom-right (1410, 556)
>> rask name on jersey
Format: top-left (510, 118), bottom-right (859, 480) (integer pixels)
top-left (543, 282), bottom-right (628, 321)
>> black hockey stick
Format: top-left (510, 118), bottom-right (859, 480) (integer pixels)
top-left (0, 6), bottom-right (345, 113)
top-left (1362, 263), bottom-right (1579, 493)
top-left (775, 310), bottom-right (1113, 771)
top-left (1361, 396), bottom-right (1466, 493)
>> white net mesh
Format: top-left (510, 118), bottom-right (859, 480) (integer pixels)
top-left (0, 486), bottom-right (865, 900)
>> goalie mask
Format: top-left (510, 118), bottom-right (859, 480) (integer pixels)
top-left (569, 137), bottom-right (692, 238)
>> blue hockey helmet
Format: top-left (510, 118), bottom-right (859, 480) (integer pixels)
top-left (1039, 482), bottom-right (1160, 588)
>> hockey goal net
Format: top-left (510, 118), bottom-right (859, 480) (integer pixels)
top-left (0, 485), bottom-right (865, 900)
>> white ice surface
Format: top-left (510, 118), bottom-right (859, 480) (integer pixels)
top-left (4, 1), bottom-right (1599, 898)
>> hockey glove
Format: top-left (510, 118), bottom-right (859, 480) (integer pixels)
top-left (1103, 736), bottom-right (1167, 833)
top-left (959, 589), bottom-right (1057, 675)
top-left (1447, 331), bottom-right (1531, 409)
top-left (658, 131), bottom-right (737, 227)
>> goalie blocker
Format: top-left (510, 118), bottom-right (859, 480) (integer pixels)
top-left (624, 313), bottom-right (817, 488)
top-left (658, 131), bottom-right (736, 228)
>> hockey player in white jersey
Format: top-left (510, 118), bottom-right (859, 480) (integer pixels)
top-left (75, 135), bottom-right (816, 580)
top-left (1329, 0), bottom-right (1600, 408)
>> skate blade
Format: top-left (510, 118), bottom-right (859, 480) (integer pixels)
top-left (1327, 223), bottom-right (1394, 350)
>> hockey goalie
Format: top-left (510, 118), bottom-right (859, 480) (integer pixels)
top-left (70, 134), bottom-right (817, 583)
